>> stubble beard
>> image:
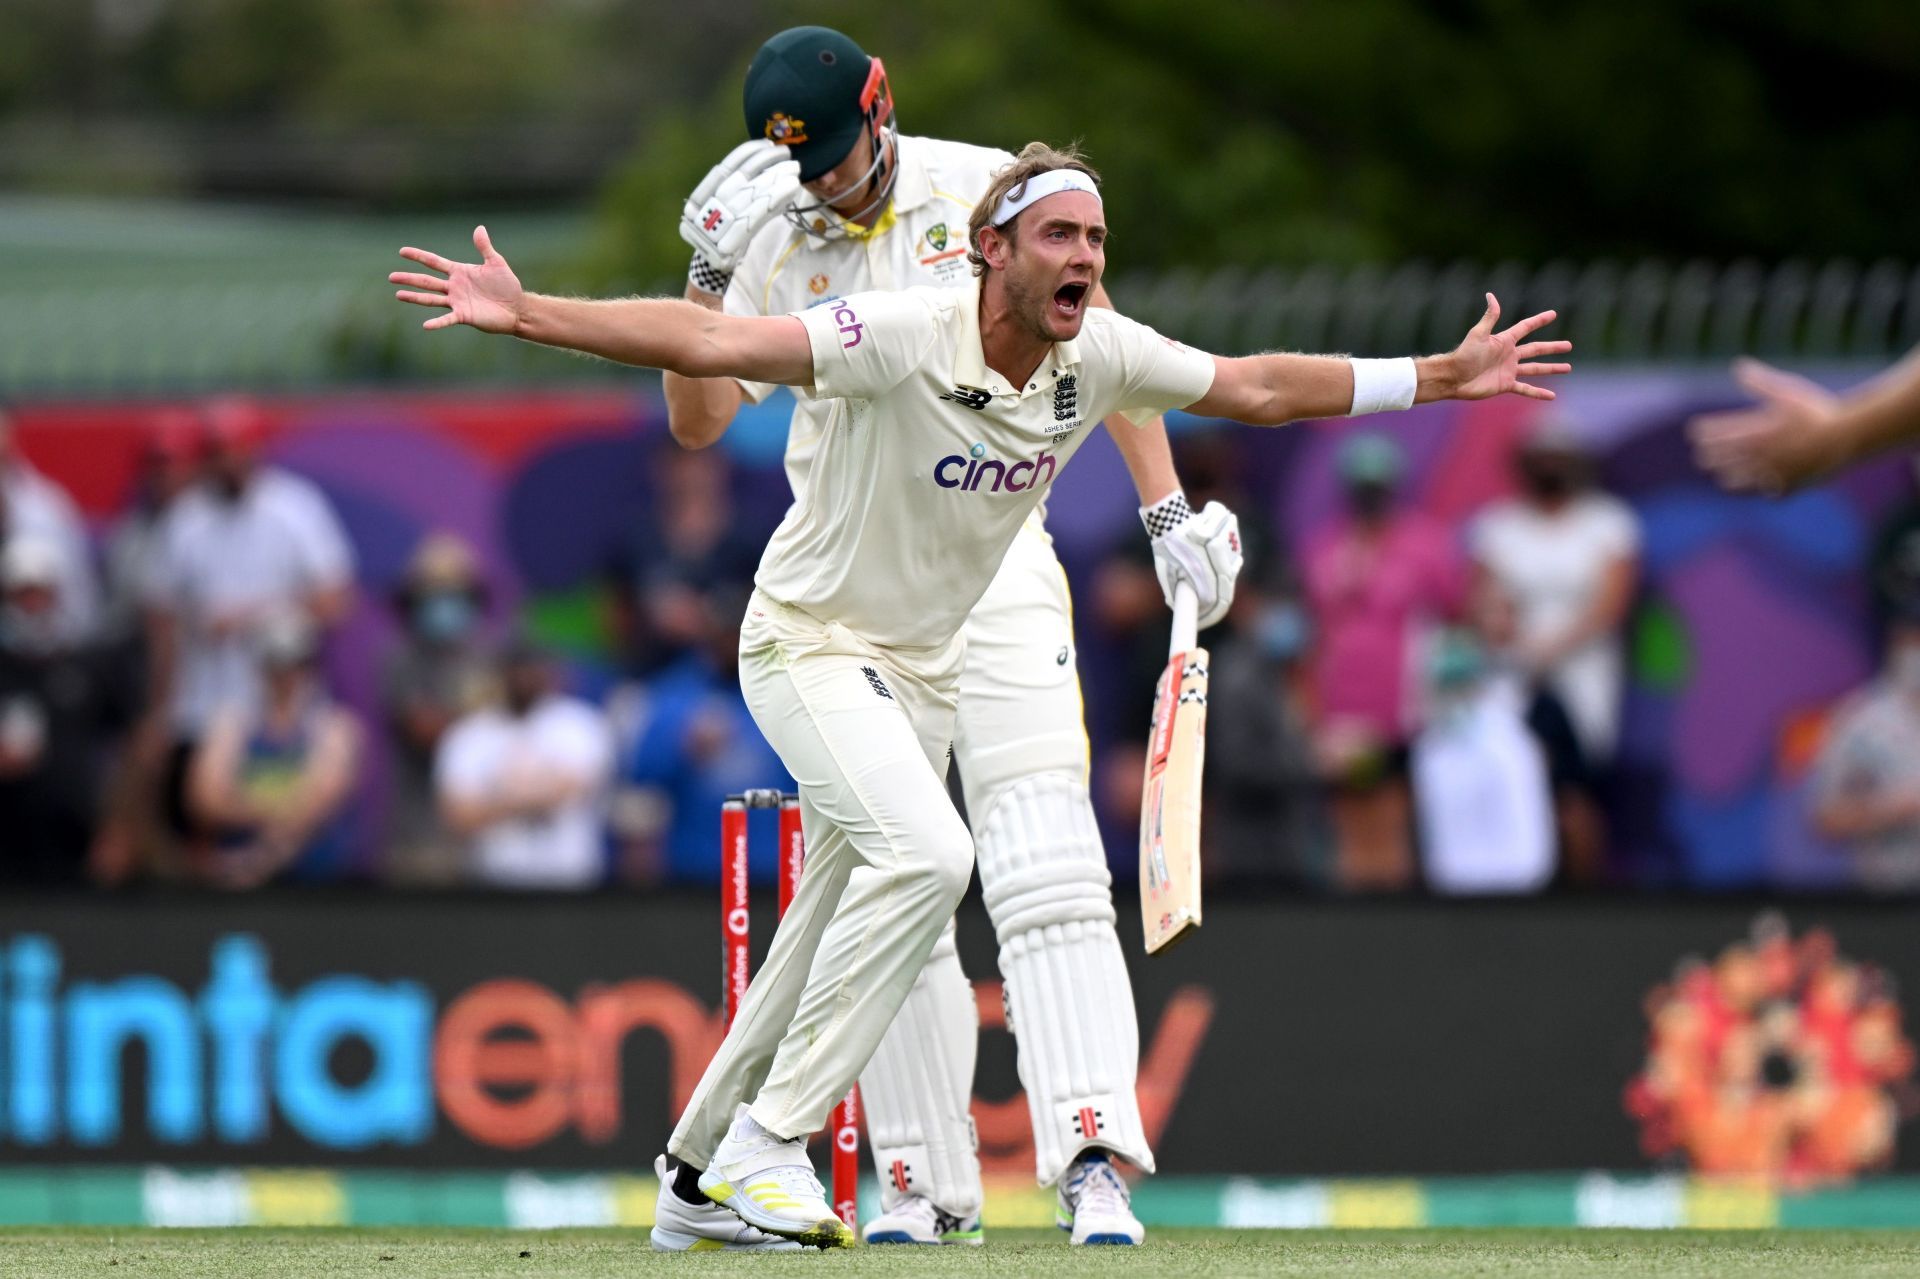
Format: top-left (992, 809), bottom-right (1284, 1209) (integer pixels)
top-left (1003, 257), bottom-right (1066, 343)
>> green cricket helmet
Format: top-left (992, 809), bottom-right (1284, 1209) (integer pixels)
top-left (742, 26), bottom-right (897, 233)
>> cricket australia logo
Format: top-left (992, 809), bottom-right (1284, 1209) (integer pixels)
top-left (925, 223), bottom-right (949, 252)
top-left (861, 666), bottom-right (894, 700)
top-left (939, 385), bottom-right (991, 410)
top-left (1053, 373), bottom-right (1079, 422)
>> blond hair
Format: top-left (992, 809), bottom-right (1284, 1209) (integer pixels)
top-left (967, 141), bottom-right (1102, 277)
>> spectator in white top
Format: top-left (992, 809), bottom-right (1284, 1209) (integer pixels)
top-left (1811, 570), bottom-right (1920, 893)
top-left (1413, 604), bottom-right (1554, 895)
top-left (1470, 418), bottom-right (1639, 883)
top-left (0, 404), bottom-right (100, 644)
top-left (142, 396), bottom-right (355, 846)
top-left (435, 638), bottom-right (614, 889)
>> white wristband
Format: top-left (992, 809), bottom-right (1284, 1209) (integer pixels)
top-left (1349, 357), bottom-right (1418, 416)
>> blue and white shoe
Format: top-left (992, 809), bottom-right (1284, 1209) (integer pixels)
top-left (862, 1194), bottom-right (984, 1246)
top-left (1056, 1152), bottom-right (1144, 1245)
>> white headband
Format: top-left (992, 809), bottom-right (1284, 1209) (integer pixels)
top-left (990, 168), bottom-right (1101, 227)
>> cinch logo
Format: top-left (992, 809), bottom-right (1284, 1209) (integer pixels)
top-left (832, 303), bottom-right (864, 350)
top-left (934, 442), bottom-right (1057, 493)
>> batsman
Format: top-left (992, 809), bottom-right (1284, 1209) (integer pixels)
top-left (660, 26), bottom-right (1243, 1248)
top-left (391, 100), bottom-right (1567, 1258)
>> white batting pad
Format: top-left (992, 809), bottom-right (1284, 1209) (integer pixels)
top-left (857, 918), bottom-right (984, 1215)
top-left (977, 773), bottom-right (1155, 1183)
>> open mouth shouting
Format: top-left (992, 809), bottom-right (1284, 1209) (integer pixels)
top-left (1053, 281), bottom-right (1089, 319)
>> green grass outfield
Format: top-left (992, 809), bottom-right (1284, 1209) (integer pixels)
top-left (6, 1228), bottom-right (1920, 1278)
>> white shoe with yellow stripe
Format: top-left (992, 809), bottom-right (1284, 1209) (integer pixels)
top-left (698, 1106), bottom-right (850, 1249)
top-left (648, 1154), bottom-right (801, 1252)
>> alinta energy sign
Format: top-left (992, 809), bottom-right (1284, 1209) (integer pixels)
top-left (0, 929), bottom-right (1212, 1170)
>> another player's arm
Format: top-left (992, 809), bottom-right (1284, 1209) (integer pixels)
top-left (1188, 294), bottom-right (1569, 425)
top-left (1089, 282), bottom-right (1181, 506)
top-left (391, 228), bottom-right (814, 386)
top-left (662, 283), bottom-right (748, 449)
top-left (660, 139), bottom-right (801, 448)
top-left (1692, 346), bottom-right (1920, 494)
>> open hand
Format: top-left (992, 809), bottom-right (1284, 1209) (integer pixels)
top-left (1689, 358), bottom-right (1847, 495)
top-left (390, 226), bottom-right (524, 333)
top-left (1446, 294), bottom-right (1572, 401)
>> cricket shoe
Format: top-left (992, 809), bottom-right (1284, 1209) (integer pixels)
top-left (698, 1105), bottom-right (850, 1249)
top-left (1056, 1151), bottom-right (1145, 1246)
top-left (862, 1194), bottom-right (984, 1246)
top-left (648, 1155), bottom-right (800, 1252)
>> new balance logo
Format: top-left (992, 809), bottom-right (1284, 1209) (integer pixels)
top-left (861, 666), bottom-right (894, 700)
top-left (939, 385), bottom-right (991, 410)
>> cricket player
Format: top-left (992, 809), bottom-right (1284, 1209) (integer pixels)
top-left (390, 142), bottom-right (1569, 1251)
top-left (660, 26), bottom-right (1240, 1249)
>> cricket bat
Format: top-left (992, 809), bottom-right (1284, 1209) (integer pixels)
top-left (1139, 581), bottom-right (1208, 954)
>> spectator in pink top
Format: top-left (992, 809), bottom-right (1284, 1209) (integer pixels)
top-left (1304, 432), bottom-right (1467, 891)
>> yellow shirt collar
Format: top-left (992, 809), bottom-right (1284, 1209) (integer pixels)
top-left (810, 135), bottom-right (929, 243)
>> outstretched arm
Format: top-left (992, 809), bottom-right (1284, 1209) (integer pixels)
top-left (390, 226), bottom-right (814, 386)
top-left (1189, 294), bottom-right (1570, 426)
top-left (1690, 348), bottom-right (1920, 495)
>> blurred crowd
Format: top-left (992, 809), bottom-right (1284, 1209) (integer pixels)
top-left (3, 397), bottom-right (1918, 895)
top-left (1087, 420), bottom-right (1643, 896)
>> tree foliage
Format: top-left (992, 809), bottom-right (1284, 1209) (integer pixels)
top-left (0, 1), bottom-right (1912, 283)
top-left (585, 0), bottom-right (1920, 288)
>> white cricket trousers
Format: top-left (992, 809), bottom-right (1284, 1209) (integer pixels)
top-left (668, 591), bottom-right (974, 1164)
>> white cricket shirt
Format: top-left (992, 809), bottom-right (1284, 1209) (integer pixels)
top-left (725, 134), bottom-right (1014, 503)
top-left (752, 278), bottom-right (1216, 649)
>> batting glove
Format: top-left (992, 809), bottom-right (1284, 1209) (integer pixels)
top-left (679, 139), bottom-right (802, 295)
top-left (1143, 492), bottom-right (1244, 631)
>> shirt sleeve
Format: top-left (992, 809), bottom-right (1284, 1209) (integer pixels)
top-left (1811, 704), bottom-right (1882, 810)
top-left (1589, 497), bottom-right (1643, 559)
top-left (1092, 311), bottom-right (1218, 425)
top-left (551, 702), bottom-right (616, 786)
top-left (278, 478), bottom-right (356, 589)
top-left (795, 289), bottom-right (939, 402)
top-left (142, 512), bottom-right (186, 611)
top-left (434, 719), bottom-right (487, 799)
top-left (1466, 509), bottom-right (1499, 565)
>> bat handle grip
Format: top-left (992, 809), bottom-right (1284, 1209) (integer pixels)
top-left (1170, 581), bottom-right (1198, 656)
